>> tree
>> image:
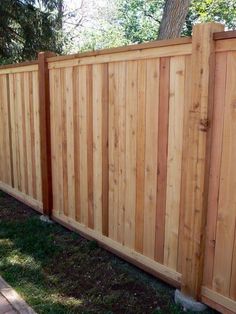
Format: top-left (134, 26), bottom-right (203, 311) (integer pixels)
top-left (0, 0), bottom-right (64, 64)
top-left (158, 0), bottom-right (191, 39)
top-left (183, 0), bottom-right (236, 36)
top-left (117, 0), bottom-right (163, 43)
top-left (112, 0), bottom-right (236, 45)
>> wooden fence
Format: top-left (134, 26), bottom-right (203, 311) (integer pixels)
top-left (0, 23), bottom-right (235, 313)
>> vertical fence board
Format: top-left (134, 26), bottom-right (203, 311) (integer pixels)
top-left (203, 52), bottom-right (227, 287)
top-left (73, 67), bottom-right (81, 222)
top-left (135, 60), bottom-right (146, 253)
top-left (155, 57), bottom-right (170, 263)
top-left (143, 58), bottom-right (159, 259)
top-left (116, 63), bottom-right (126, 244)
top-left (65, 67), bottom-right (75, 220)
top-left (32, 72), bottom-right (42, 202)
top-left (29, 72), bottom-right (37, 200)
top-left (24, 72), bottom-right (33, 197)
top-left (79, 66), bottom-right (89, 226)
top-left (93, 64), bottom-right (103, 233)
top-left (108, 62), bottom-right (117, 240)
top-left (87, 65), bottom-right (94, 229)
top-left (212, 52), bottom-right (236, 297)
top-left (124, 61), bottom-right (138, 249)
top-left (164, 56), bottom-right (185, 270)
top-left (101, 63), bottom-right (109, 236)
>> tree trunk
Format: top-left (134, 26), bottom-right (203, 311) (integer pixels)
top-left (158, 0), bottom-right (191, 40)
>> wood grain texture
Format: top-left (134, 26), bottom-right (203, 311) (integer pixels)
top-left (124, 61), bottom-right (138, 249)
top-left (203, 52), bottom-right (227, 287)
top-left (135, 60), bottom-right (146, 253)
top-left (155, 57), bottom-right (170, 263)
top-left (164, 56), bottom-right (185, 270)
top-left (2, 28), bottom-right (236, 312)
top-left (143, 59), bottom-right (159, 259)
top-left (180, 23), bottom-right (224, 298)
top-left (212, 52), bottom-right (236, 298)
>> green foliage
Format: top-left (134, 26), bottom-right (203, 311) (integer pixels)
top-left (117, 0), bottom-right (164, 43)
top-left (112, 0), bottom-right (236, 44)
top-left (183, 0), bottom-right (236, 36)
top-left (0, 0), bottom-right (63, 64)
top-left (79, 22), bottom-right (129, 52)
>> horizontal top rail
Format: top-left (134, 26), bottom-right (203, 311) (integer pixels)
top-left (0, 60), bottom-right (38, 71)
top-left (47, 37), bottom-right (192, 63)
top-left (213, 30), bottom-right (236, 40)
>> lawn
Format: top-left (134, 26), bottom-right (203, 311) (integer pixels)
top-left (0, 190), bottom-right (217, 314)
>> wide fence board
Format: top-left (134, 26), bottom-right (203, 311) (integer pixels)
top-left (0, 30), bottom-right (236, 314)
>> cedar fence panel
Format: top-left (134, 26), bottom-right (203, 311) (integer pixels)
top-left (0, 63), bottom-right (43, 212)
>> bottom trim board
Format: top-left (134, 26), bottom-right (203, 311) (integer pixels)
top-left (0, 182), bottom-right (43, 214)
top-left (52, 211), bottom-right (181, 288)
top-left (201, 287), bottom-right (236, 313)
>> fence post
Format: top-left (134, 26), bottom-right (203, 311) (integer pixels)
top-left (179, 23), bottom-right (224, 301)
top-left (38, 51), bottom-right (56, 217)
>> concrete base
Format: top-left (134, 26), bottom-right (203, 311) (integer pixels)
top-left (40, 215), bottom-right (54, 224)
top-left (175, 290), bottom-right (207, 312)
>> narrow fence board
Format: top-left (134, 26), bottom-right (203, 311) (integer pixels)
top-left (24, 72), bottom-right (33, 198)
top-left (124, 61), bottom-right (138, 249)
top-left (108, 62), bottom-right (120, 241)
top-left (73, 67), bottom-right (81, 222)
top-left (135, 60), bottom-right (146, 253)
top-left (21, 74), bottom-right (29, 195)
top-left (78, 66), bottom-right (89, 226)
top-left (164, 56), bottom-right (185, 270)
top-left (108, 62), bottom-right (116, 240)
top-left (65, 67), bottom-right (75, 220)
top-left (0, 75), bottom-right (12, 186)
top-left (86, 65), bottom-right (94, 229)
top-left (143, 58), bottom-right (159, 259)
top-left (15, 73), bottom-right (24, 192)
top-left (177, 55), bottom-right (192, 273)
top-left (8, 74), bottom-right (17, 190)
top-left (50, 69), bottom-right (58, 214)
top-left (61, 69), bottom-right (69, 217)
top-left (28, 72), bottom-right (37, 199)
top-left (32, 71), bottom-right (42, 202)
top-left (93, 64), bottom-right (103, 233)
top-left (155, 57), bottom-right (170, 263)
top-left (51, 70), bottom-right (63, 214)
top-left (117, 62), bottom-right (127, 244)
top-left (101, 64), bottom-right (109, 236)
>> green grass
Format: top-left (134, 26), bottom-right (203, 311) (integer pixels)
top-left (0, 191), bottom-right (217, 314)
